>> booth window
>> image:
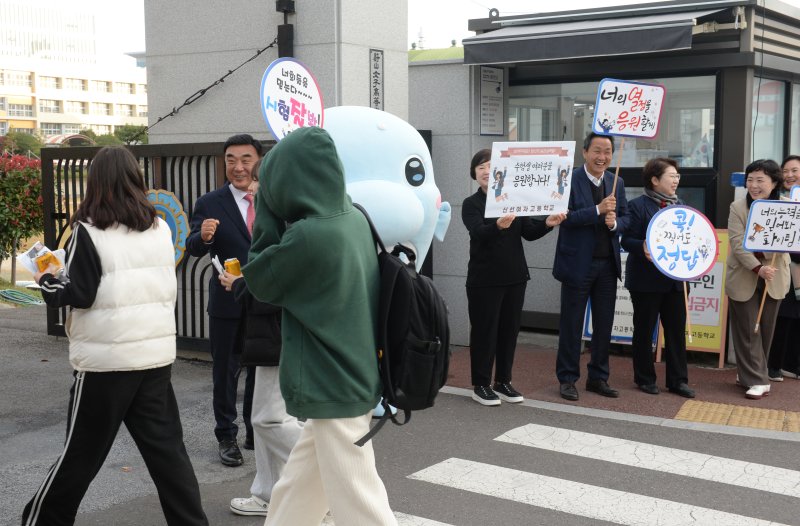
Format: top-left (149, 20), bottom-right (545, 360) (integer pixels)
top-left (509, 76), bottom-right (716, 169)
top-left (752, 77), bottom-right (785, 162)
top-left (792, 83), bottom-right (800, 156)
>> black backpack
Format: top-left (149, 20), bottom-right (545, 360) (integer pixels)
top-left (353, 204), bottom-right (451, 446)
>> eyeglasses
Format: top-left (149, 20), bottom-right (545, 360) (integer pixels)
top-left (664, 173), bottom-right (681, 180)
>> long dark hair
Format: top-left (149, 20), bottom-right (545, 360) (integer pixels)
top-left (72, 147), bottom-right (157, 231)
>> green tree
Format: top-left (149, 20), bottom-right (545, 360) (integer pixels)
top-left (79, 128), bottom-right (98, 141)
top-left (95, 134), bottom-right (123, 146)
top-left (114, 124), bottom-right (148, 145)
top-left (0, 154), bottom-right (44, 283)
top-left (3, 131), bottom-right (43, 157)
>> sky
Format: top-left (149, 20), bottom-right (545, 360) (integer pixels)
top-left (97, 0), bottom-right (800, 54)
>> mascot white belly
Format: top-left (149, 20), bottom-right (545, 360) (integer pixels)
top-left (324, 106), bottom-right (451, 270)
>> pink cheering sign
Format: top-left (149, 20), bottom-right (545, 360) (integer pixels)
top-left (592, 78), bottom-right (666, 139)
top-left (260, 58), bottom-right (324, 141)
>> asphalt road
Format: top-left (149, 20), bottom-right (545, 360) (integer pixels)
top-left (2, 305), bottom-right (800, 525)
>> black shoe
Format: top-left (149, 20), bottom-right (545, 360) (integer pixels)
top-left (768, 368), bottom-right (784, 382)
top-left (219, 439), bottom-right (243, 467)
top-left (586, 379), bottom-right (619, 398)
top-left (493, 382), bottom-right (524, 403)
top-left (639, 383), bottom-right (660, 395)
top-left (472, 385), bottom-right (501, 406)
top-left (667, 383), bottom-right (696, 398)
top-left (559, 382), bottom-right (579, 401)
top-left (242, 434), bottom-right (254, 450)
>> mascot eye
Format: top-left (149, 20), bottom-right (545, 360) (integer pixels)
top-left (405, 157), bottom-right (425, 187)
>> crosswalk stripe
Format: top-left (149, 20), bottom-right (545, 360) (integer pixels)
top-left (495, 423), bottom-right (800, 499)
top-left (409, 458), bottom-right (791, 526)
top-left (395, 512), bottom-right (454, 525)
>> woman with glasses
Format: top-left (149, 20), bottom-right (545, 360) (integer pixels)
top-left (621, 158), bottom-right (695, 398)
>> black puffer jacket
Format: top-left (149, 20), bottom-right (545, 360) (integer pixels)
top-left (232, 278), bottom-right (281, 366)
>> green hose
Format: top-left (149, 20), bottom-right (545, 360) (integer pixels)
top-left (0, 289), bottom-right (45, 306)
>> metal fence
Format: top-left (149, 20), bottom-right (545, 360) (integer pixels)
top-left (40, 142), bottom-right (270, 350)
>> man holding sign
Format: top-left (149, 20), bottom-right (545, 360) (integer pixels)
top-left (726, 160), bottom-right (791, 400)
top-left (553, 133), bottom-right (627, 401)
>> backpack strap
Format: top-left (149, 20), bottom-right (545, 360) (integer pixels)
top-left (353, 203), bottom-right (387, 254)
top-left (354, 400), bottom-right (411, 447)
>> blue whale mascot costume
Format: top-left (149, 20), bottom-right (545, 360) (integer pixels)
top-left (324, 106), bottom-right (452, 417)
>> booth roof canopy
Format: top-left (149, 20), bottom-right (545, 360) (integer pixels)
top-left (463, 4), bottom-right (734, 65)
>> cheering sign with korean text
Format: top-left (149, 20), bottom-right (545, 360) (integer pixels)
top-left (260, 58), bottom-right (324, 141)
top-left (646, 205), bottom-right (718, 280)
top-left (484, 141), bottom-right (575, 218)
top-left (743, 200), bottom-right (800, 252)
top-left (592, 79), bottom-right (666, 139)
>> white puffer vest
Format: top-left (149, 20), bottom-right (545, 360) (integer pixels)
top-left (66, 218), bottom-right (177, 371)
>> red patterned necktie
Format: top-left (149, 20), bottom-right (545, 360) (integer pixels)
top-left (244, 194), bottom-right (255, 235)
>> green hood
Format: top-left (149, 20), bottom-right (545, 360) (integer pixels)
top-left (260, 126), bottom-right (351, 223)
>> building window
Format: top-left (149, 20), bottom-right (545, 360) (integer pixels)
top-left (508, 75), bottom-right (716, 169)
top-left (752, 78), bottom-right (785, 162)
top-left (39, 76), bottom-right (61, 89)
top-left (65, 78), bottom-right (86, 91)
top-left (791, 83), bottom-right (800, 157)
top-left (66, 101), bottom-right (87, 114)
top-left (2, 70), bottom-right (32, 87)
top-left (91, 102), bottom-right (111, 115)
top-left (91, 124), bottom-right (110, 135)
top-left (63, 124), bottom-right (82, 134)
top-left (40, 123), bottom-right (62, 136)
top-left (0, 97), bottom-right (5, 111)
top-left (39, 99), bottom-right (62, 113)
top-left (7, 104), bottom-right (34, 117)
top-left (138, 105), bottom-right (148, 117)
top-left (116, 104), bottom-right (134, 117)
top-left (0, 121), bottom-right (7, 135)
top-left (138, 84), bottom-right (147, 94)
top-left (9, 127), bottom-right (35, 134)
top-left (91, 80), bottom-right (111, 92)
top-left (114, 82), bottom-right (134, 94)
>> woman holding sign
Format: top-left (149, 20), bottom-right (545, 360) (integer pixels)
top-left (621, 158), bottom-right (695, 398)
top-left (726, 159), bottom-right (791, 400)
top-left (462, 149), bottom-right (566, 406)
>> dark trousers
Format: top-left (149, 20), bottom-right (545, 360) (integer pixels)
top-left (22, 366), bottom-right (208, 526)
top-left (556, 258), bottom-right (617, 384)
top-left (629, 290), bottom-right (689, 388)
top-left (767, 316), bottom-right (800, 373)
top-left (209, 316), bottom-right (254, 442)
top-left (466, 282), bottom-right (527, 386)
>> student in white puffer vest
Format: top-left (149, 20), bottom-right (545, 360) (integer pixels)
top-left (23, 147), bottom-right (208, 526)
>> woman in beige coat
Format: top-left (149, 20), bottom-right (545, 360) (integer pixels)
top-left (726, 159), bottom-right (790, 400)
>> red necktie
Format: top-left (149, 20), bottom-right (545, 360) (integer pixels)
top-left (244, 194), bottom-right (255, 235)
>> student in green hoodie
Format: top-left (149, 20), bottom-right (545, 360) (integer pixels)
top-left (242, 126), bottom-right (396, 525)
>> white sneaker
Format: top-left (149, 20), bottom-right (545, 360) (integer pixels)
top-left (782, 369), bottom-right (800, 379)
top-left (745, 384), bottom-right (770, 400)
top-left (230, 495), bottom-right (269, 516)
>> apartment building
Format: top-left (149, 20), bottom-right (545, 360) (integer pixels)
top-left (0, 0), bottom-right (147, 140)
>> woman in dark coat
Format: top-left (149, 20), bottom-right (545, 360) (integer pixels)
top-left (461, 149), bottom-right (566, 406)
top-left (620, 157), bottom-right (695, 398)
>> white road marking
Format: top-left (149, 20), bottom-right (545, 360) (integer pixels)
top-left (409, 458), bottom-right (791, 526)
top-left (495, 423), bottom-right (800, 498)
top-left (395, 512), bottom-right (455, 525)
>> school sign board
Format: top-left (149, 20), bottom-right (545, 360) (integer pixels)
top-left (592, 78), bottom-right (666, 139)
top-left (484, 141), bottom-right (575, 218)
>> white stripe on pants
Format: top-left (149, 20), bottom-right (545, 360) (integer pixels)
top-left (249, 366), bottom-right (303, 502)
top-left (264, 412), bottom-right (397, 526)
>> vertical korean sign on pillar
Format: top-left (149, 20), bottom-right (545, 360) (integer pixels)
top-left (369, 49), bottom-right (384, 110)
top-left (480, 66), bottom-right (503, 136)
top-left (260, 58), bottom-right (325, 140)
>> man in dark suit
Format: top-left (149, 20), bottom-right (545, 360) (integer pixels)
top-left (187, 134), bottom-right (262, 466)
top-left (553, 132), bottom-right (627, 401)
